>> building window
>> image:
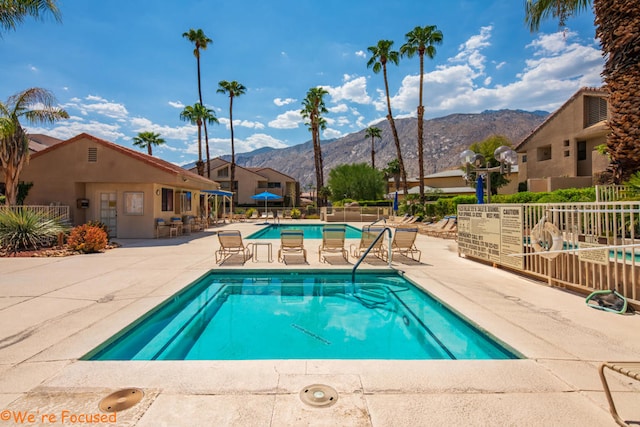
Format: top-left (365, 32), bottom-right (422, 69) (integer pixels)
top-left (217, 167), bottom-right (229, 178)
top-left (577, 140), bottom-right (587, 161)
top-left (161, 188), bottom-right (173, 211)
top-left (537, 146), bottom-right (552, 161)
top-left (267, 182), bottom-right (281, 189)
top-left (88, 147), bottom-right (98, 162)
top-left (564, 150), bottom-right (570, 157)
top-left (585, 96), bottom-right (607, 127)
top-left (522, 155), bottom-right (527, 163)
top-left (563, 140), bottom-right (570, 147)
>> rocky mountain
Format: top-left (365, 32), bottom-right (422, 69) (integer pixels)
top-left (231, 109), bottom-right (547, 187)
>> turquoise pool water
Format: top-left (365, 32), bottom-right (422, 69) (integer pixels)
top-left (85, 270), bottom-right (519, 361)
top-left (247, 224), bottom-right (362, 239)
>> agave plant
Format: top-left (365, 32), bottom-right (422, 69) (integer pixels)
top-left (0, 208), bottom-right (68, 254)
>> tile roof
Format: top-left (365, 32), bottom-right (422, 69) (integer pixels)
top-left (30, 132), bottom-right (216, 187)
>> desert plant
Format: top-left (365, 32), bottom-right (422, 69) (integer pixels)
top-left (66, 223), bottom-right (108, 253)
top-left (290, 208), bottom-right (301, 219)
top-left (86, 220), bottom-right (110, 240)
top-left (0, 207), bottom-right (68, 253)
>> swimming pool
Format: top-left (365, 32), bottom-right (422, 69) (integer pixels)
top-left (85, 270), bottom-right (519, 361)
top-left (247, 224), bottom-right (362, 239)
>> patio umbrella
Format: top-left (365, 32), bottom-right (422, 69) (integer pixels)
top-left (476, 175), bottom-right (484, 204)
top-left (251, 191), bottom-right (282, 217)
top-left (393, 191), bottom-right (399, 212)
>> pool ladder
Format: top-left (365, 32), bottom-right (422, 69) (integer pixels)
top-left (351, 227), bottom-right (393, 283)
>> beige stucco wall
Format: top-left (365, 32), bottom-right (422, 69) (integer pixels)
top-left (517, 91), bottom-right (610, 189)
top-left (16, 135), bottom-right (214, 238)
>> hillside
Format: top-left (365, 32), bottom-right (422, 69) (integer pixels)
top-left (230, 109), bottom-right (547, 187)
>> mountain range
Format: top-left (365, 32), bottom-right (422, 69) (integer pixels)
top-left (226, 109), bottom-right (548, 187)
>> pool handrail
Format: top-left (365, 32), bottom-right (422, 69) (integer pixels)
top-left (369, 217), bottom-right (386, 226)
top-left (352, 227), bottom-right (393, 283)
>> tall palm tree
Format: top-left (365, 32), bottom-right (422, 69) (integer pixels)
top-left (132, 131), bottom-right (165, 156)
top-left (526, 0), bottom-right (640, 182)
top-left (367, 40), bottom-right (408, 195)
top-left (0, 0), bottom-right (61, 32)
top-left (179, 103), bottom-right (218, 176)
top-left (183, 28), bottom-right (214, 177)
top-left (400, 25), bottom-right (443, 203)
top-left (217, 80), bottom-right (246, 213)
top-left (364, 126), bottom-right (382, 169)
top-left (301, 87), bottom-right (329, 207)
top-left (0, 88), bottom-right (68, 206)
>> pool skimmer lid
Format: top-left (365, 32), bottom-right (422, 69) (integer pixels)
top-left (99, 388), bottom-right (144, 412)
top-left (300, 384), bottom-right (338, 407)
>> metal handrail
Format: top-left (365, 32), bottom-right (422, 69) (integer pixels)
top-left (369, 217), bottom-right (387, 226)
top-left (352, 227), bottom-right (393, 283)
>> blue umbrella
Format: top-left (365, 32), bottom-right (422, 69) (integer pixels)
top-left (393, 191), bottom-right (399, 212)
top-left (251, 191), bottom-right (282, 216)
top-left (476, 175), bottom-right (484, 204)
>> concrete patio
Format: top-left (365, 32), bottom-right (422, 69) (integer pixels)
top-left (0, 220), bottom-right (638, 426)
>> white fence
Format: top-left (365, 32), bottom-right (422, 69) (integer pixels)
top-left (458, 201), bottom-right (639, 307)
top-left (0, 205), bottom-right (70, 223)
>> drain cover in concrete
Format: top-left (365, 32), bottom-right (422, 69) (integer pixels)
top-left (299, 384), bottom-right (338, 407)
top-left (99, 388), bottom-right (144, 412)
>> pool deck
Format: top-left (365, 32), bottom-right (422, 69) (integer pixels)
top-left (0, 220), bottom-right (638, 426)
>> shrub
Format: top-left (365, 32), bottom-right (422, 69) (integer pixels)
top-left (86, 220), bottom-right (110, 239)
top-left (0, 208), bottom-right (68, 253)
top-left (290, 208), bottom-right (301, 219)
top-left (67, 224), bottom-right (108, 253)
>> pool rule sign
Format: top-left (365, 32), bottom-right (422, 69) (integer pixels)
top-left (457, 205), bottom-right (524, 269)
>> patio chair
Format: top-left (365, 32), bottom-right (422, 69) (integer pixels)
top-left (319, 225), bottom-right (349, 262)
top-left (215, 230), bottom-right (252, 264)
top-left (350, 226), bottom-right (386, 259)
top-left (599, 361), bottom-right (640, 426)
top-left (383, 226), bottom-right (421, 262)
top-left (278, 229), bottom-right (307, 263)
top-left (419, 216), bottom-right (451, 236)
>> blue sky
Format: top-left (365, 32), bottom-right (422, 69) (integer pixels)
top-left (1, 0), bottom-right (603, 166)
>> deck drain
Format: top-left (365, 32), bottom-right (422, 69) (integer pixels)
top-left (98, 388), bottom-right (144, 413)
top-left (299, 384), bottom-right (338, 408)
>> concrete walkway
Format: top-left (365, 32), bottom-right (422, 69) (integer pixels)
top-left (0, 220), bottom-right (638, 426)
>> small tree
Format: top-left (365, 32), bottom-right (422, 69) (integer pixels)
top-left (466, 135), bottom-right (513, 195)
top-left (327, 163), bottom-right (386, 202)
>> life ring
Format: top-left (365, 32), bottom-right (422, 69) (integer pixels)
top-left (530, 217), bottom-right (563, 259)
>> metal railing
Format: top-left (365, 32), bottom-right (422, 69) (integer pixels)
top-left (322, 206), bottom-right (390, 222)
top-left (595, 185), bottom-right (637, 202)
top-left (352, 227), bottom-right (393, 283)
top-left (0, 205), bottom-right (70, 223)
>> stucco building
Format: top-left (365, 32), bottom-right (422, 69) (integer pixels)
top-left (515, 87), bottom-right (610, 192)
top-left (3, 133), bottom-right (220, 238)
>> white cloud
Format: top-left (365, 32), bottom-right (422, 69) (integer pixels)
top-left (26, 120), bottom-right (125, 142)
top-left (129, 117), bottom-right (196, 141)
top-left (274, 97), bottom-right (296, 106)
top-left (268, 110), bottom-right (302, 129)
top-left (323, 128), bottom-right (343, 139)
top-left (218, 117), bottom-right (266, 130)
top-left (385, 27), bottom-right (603, 118)
top-left (168, 101), bottom-right (185, 109)
top-left (328, 104), bottom-right (348, 113)
top-left (63, 95), bottom-right (129, 119)
top-left (355, 50), bottom-right (366, 58)
top-left (322, 76), bottom-right (371, 104)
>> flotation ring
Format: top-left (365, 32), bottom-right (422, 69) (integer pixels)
top-left (530, 217), bottom-right (563, 259)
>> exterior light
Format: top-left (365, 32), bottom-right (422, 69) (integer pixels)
top-left (461, 145), bottom-right (517, 204)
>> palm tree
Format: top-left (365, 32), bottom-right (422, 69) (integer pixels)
top-left (383, 159), bottom-right (401, 195)
top-left (525, 0), bottom-right (640, 183)
top-left (0, 88), bottom-right (68, 206)
top-left (364, 126), bottom-right (382, 169)
top-left (217, 80), bottom-right (246, 213)
top-left (0, 0), bottom-right (61, 32)
top-left (401, 25), bottom-right (443, 203)
top-left (301, 87), bottom-right (329, 207)
top-left (367, 40), bottom-right (408, 195)
top-left (183, 28), bottom-right (214, 177)
top-left (132, 131), bottom-right (165, 156)
top-left (179, 103), bottom-right (218, 176)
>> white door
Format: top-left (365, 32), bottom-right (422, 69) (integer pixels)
top-left (100, 192), bottom-right (117, 237)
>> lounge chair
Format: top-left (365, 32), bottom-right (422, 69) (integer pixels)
top-left (319, 225), bottom-right (349, 262)
top-left (350, 226), bottom-right (386, 260)
top-left (432, 217), bottom-right (458, 239)
top-left (278, 229), bottom-right (307, 263)
top-left (387, 214), bottom-right (411, 227)
top-left (383, 226), bottom-right (421, 262)
top-left (599, 361), bottom-right (640, 426)
top-left (215, 230), bottom-right (252, 264)
top-left (419, 216), bottom-right (451, 236)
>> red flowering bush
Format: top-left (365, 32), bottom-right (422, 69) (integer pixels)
top-left (66, 224), bottom-right (108, 253)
